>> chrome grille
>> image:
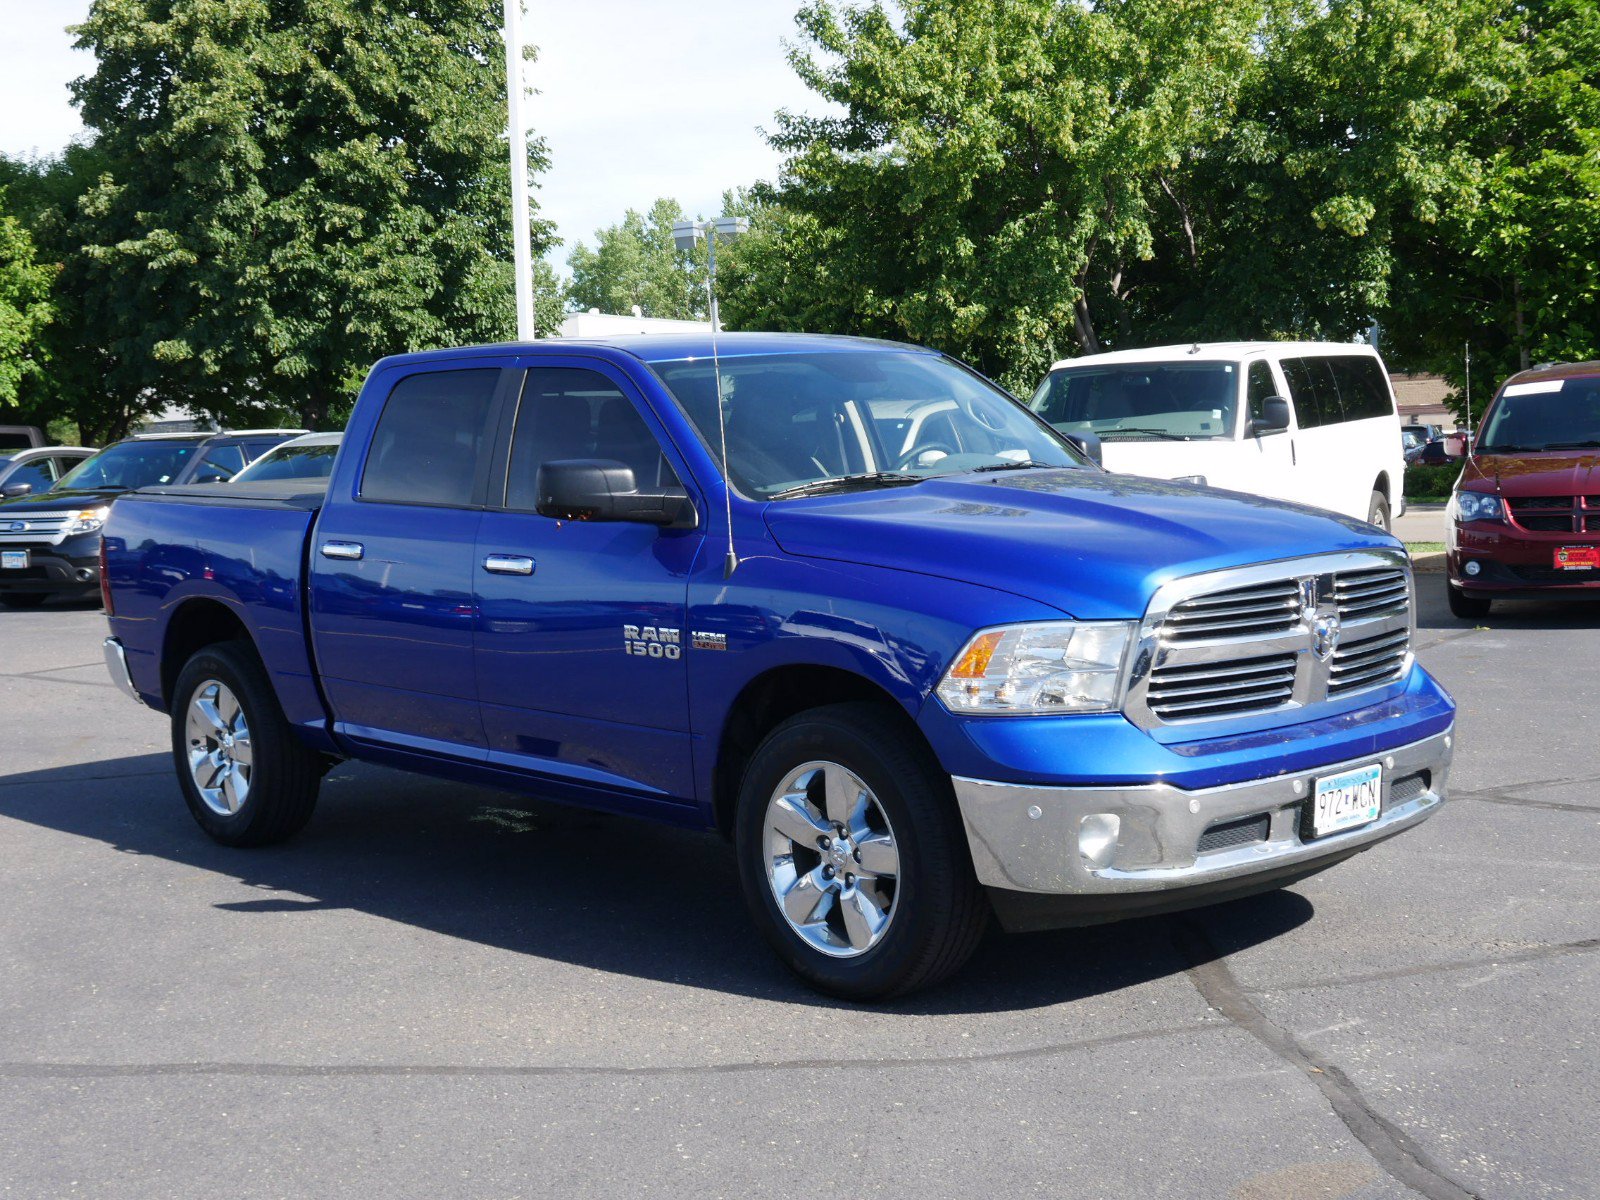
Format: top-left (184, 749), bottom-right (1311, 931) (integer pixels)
top-left (1162, 580), bottom-right (1300, 642)
top-left (1329, 628), bottom-right (1409, 694)
top-left (1126, 551), bottom-right (1414, 730)
top-left (0, 512), bottom-right (75, 545)
top-left (1147, 652), bottom-right (1297, 720)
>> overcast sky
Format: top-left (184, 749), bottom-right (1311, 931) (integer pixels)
top-left (0, 0), bottom-right (823, 267)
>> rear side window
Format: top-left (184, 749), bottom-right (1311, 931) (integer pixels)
top-left (504, 368), bottom-right (674, 511)
top-left (1280, 357), bottom-right (1341, 428)
top-left (1326, 356), bottom-right (1394, 421)
top-left (362, 368), bottom-right (500, 507)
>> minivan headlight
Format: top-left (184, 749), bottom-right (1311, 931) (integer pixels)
top-left (937, 621), bottom-right (1135, 715)
top-left (64, 506), bottom-right (111, 535)
top-left (1449, 490), bottom-right (1503, 523)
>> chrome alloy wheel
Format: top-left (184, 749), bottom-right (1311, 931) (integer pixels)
top-left (184, 679), bottom-right (253, 816)
top-left (763, 761), bottom-right (901, 958)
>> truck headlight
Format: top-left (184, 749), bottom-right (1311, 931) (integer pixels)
top-left (64, 506), bottom-right (111, 536)
top-left (937, 621), bottom-right (1135, 715)
top-left (1449, 490), bottom-right (1503, 523)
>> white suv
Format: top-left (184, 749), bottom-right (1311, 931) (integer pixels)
top-left (1030, 341), bottom-right (1406, 529)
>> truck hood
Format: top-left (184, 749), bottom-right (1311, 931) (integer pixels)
top-left (0, 486), bottom-right (128, 514)
top-left (1458, 451), bottom-right (1600, 496)
top-left (762, 469), bottom-right (1393, 619)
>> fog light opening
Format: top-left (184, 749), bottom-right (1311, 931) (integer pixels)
top-left (1464, 560), bottom-right (1482, 577)
top-left (1078, 813), bottom-right (1121, 869)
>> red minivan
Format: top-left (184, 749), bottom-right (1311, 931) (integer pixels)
top-left (1447, 361), bottom-right (1600, 616)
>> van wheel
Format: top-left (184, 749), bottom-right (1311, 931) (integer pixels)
top-left (1367, 490), bottom-right (1392, 532)
top-left (734, 702), bottom-right (989, 1000)
top-left (1447, 579), bottom-right (1491, 619)
top-left (171, 640), bottom-right (322, 846)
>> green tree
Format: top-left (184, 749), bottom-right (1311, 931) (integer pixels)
top-left (0, 189), bottom-right (54, 410)
top-left (750, 0), bottom-right (1269, 390)
top-left (70, 0), bottom-right (555, 430)
top-left (567, 197), bottom-right (706, 320)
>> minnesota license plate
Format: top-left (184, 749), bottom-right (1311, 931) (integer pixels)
top-left (1, 550), bottom-right (27, 570)
top-left (1310, 763), bottom-right (1383, 838)
top-left (1554, 546), bottom-right (1600, 571)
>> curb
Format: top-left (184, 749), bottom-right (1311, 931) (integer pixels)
top-left (1410, 551), bottom-right (1446, 574)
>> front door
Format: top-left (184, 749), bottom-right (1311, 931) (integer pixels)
top-left (310, 364), bottom-right (510, 759)
top-left (474, 360), bottom-right (703, 806)
top-left (1241, 358), bottom-right (1300, 503)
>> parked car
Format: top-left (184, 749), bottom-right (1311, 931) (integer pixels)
top-left (102, 334), bottom-right (1454, 999)
top-left (0, 425), bottom-right (47, 454)
top-left (1030, 341), bottom-right (1406, 530)
top-left (0, 428), bottom-right (304, 607)
top-left (0, 445), bottom-right (95, 498)
top-left (1446, 360), bottom-right (1600, 616)
top-left (231, 431), bottom-right (343, 483)
top-left (1403, 422), bottom-right (1443, 448)
top-left (1408, 437), bottom-right (1464, 467)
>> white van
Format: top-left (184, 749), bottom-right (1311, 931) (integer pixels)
top-left (1029, 341), bottom-right (1406, 529)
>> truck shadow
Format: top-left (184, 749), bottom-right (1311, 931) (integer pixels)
top-left (1411, 579), bottom-right (1600, 632)
top-left (0, 752), bottom-right (1313, 1014)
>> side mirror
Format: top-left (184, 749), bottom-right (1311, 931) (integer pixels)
top-left (1443, 434), bottom-right (1467, 458)
top-left (1251, 396), bottom-right (1291, 436)
top-left (191, 471), bottom-right (229, 485)
top-left (1061, 429), bottom-right (1103, 465)
top-left (2, 482), bottom-right (33, 498)
top-left (536, 459), bottom-right (696, 529)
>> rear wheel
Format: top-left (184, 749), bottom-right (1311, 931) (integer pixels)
top-left (0, 593), bottom-right (47, 609)
top-left (1366, 489), bottom-right (1392, 532)
top-left (1447, 579), bottom-right (1491, 619)
top-left (171, 640), bottom-right (321, 846)
top-left (734, 702), bottom-right (989, 1000)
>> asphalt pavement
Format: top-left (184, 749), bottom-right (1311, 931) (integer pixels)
top-left (0, 587), bottom-right (1595, 1199)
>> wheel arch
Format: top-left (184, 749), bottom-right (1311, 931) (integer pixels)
top-left (159, 597), bottom-right (255, 710)
top-left (711, 664), bottom-right (929, 839)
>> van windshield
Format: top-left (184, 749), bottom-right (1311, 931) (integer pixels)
top-left (1030, 362), bottom-right (1239, 441)
top-left (1477, 379), bottom-right (1600, 452)
top-left (651, 350), bottom-right (1086, 499)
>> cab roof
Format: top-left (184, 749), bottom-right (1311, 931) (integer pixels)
top-left (373, 332), bottom-right (934, 373)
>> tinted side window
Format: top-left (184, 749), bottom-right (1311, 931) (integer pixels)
top-left (1246, 361), bottom-right (1277, 424)
top-left (191, 444), bottom-right (248, 481)
top-left (5, 461), bottom-right (55, 491)
top-left (1327, 356), bottom-right (1394, 421)
top-left (505, 368), bottom-right (674, 512)
top-left (1281, 357), bottom-right (1343, 428)
top-left (362, 368), bottom-right (500, 506)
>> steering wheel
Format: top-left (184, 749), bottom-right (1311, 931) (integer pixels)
top-left (893, 441), bottom-right (959, 471)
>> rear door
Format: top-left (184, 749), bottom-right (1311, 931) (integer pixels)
top-left (473, 358), bottom-right (703, 806)
top-left (310, 363), bottom-right (514, 759)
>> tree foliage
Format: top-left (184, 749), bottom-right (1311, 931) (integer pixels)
top-left (567, 197), bottom-right (707, 320)
top-left (69, 0), bottom-right (555, 430)
top-left (0, 189), bottom-right (54, 410)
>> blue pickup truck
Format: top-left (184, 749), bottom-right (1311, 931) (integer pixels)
top-left (101, 334), bottom-right (1455, 998)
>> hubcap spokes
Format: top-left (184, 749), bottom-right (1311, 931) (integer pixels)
top-left (764, 761), bottom-right (900, 958)
top-left (185, 680), bottom-right (252, 816)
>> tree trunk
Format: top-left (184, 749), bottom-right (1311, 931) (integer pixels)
top-left (1512, 277), bottom-right (1529, 371)
top-left (1074, 293), bottom-right (1101, 356)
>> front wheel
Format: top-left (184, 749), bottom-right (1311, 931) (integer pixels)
top-left (1447, 579), bottom-right (1491, 619)
top-left (734, 703), bottom-right (989, 1000)
top-left (171, 640), bottom-right (322, 846)
top-left (1367, 489), bottom-right (1392, 532)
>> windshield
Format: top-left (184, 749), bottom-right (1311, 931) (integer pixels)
top-left (54, 440), bottom-right (199, 491)
top-left (1031, 362), bottom-right (1239, 441)
top-left (650, 350), bottom-right (1086, 499)
top-left (1477, 379), bottom-right (1600, 452)
top-left (234, 441), bottom-right (340, 482)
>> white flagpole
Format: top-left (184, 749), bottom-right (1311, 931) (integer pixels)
top-left (504, 0), bottom-right (536, 340)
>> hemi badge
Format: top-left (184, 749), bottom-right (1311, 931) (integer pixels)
top-left (691, 631), bottom-right (727, 651)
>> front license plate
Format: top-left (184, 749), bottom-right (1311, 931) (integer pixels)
top-left (1554, 546), bottom-right (1600, 571)
top-left (0, 550), bottom-right (27, 570)
top-left (1310, 763), bottom-right (1383, 838)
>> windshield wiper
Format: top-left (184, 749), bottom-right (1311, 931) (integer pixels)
top-left (1543, 441), bottom-right (1600, 450)
top-left (768, 472), bottom-right (924, 500)
top-left (967, 459), bottom-right (1063, 473)
top-left (1098, 427), bottom-right (1189, 441)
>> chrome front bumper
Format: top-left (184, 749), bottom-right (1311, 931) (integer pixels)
top-left (103, 636), bottom-right (140, 704)
top-left (953, 726), bottom-right (1452, 897)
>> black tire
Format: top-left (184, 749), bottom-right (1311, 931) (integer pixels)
top-left (171, 639), bottom-right (321, 846)
top-left (0, 593), bottom-right (48, 609)
top-left (1367, 489), bottom-right (1392, 532)
top-left (1446, 579), bottom-right (1491, 619)
top-left (734, 702), bottom-right (989, 1000)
